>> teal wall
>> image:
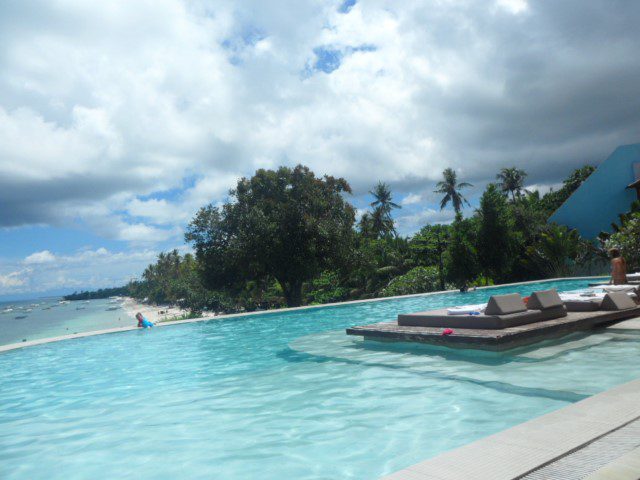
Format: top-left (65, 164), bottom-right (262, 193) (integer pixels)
top-left (549, 143), bottom-right (640, 238)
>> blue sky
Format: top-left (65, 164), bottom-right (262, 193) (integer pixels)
top-left (2, 0), bottom-right (640, 299)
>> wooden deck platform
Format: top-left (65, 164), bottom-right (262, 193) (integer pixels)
top-left (346, 307), bottom-right (640, 351)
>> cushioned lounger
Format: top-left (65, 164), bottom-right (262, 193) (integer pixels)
top-left (563, 299), bottom-right (602, 312)
top-left (526, 289), bottom-right (567, 318)
top-left (601, 291), bottom-right (637, 310)
top-left (398, 291), bottom-right (570, 330)
top-left (398, 293), bottom-right (548, 330)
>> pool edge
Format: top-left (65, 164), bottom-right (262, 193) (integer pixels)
top-left (0, 275), bottom-right (608, 354)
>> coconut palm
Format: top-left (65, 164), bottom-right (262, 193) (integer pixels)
top-left (434, 168), bottom-right (472, 214)
top-left (368, 182), bottom-right (401, 238)
top-left (369, 182), bottom-right (401, 213)
top-left (496, 167), bottom-right (528, 201)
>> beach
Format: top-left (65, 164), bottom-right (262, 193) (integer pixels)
top-left (121, 297), bottom-right (188, 323)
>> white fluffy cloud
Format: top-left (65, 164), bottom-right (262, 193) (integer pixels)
top-left (1, 0), bottom-right (640, 289)
top-left (0, 247), bottom-right (163, 296)
top-left (24, 250), bottom-right (56, 264)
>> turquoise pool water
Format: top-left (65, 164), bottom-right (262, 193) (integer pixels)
top-left (2, 278), bottom-right (639, 479)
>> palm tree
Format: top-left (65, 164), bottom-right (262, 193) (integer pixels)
top-left (496, 167), bottom-right (527, 201)
top-left (370, 182), bottom-right (401, 213)
top-left (434, 168), bottom-right (472, 214)
top-left (369, 182), bottom-right (401, 237)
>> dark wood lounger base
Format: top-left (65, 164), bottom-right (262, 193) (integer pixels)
top-left (345, 307), bottom-right (640, 351)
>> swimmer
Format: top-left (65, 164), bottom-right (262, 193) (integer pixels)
top-left (135, 312), bottom-right (154, 328)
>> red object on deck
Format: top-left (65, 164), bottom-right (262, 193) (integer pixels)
top-left (442, 328), bottom-right (454, 336)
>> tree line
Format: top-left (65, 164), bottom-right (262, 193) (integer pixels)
top-left (124, 163), bottom-right (610, 314)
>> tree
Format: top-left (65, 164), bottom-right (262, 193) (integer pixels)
top-left (445, 214), bottom-right (479, 288)
top-left (476, 184), bottom-right (513, 282)
top-left (605, 212), bottom-right (640, 270)
top-left (434, 168), bottom-right (472, 214)
top-left (496, 167), bottom-right (527, 201)
top-left (380, 266), bottom-right (440, 296)
top-left (185, 165), bottom-right (355, 307)
top-left (525, 224), bottom-right (586, 278)
top-left (369, 181), bottom-right (401, 238)
top-left (540, 165), bottom-right (595, 215)
top-left (410, 224), bottom-right (450, 290)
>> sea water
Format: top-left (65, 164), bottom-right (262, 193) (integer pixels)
top-left (0, 298), bottom-right (129, 345)
top-left (2, 278), bottom-right (639, 479)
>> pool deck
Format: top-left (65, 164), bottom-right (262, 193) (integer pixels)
top-left (346, 308), bottom-right (640, 351)
top-left (380, 317), bottom-right (640, 480)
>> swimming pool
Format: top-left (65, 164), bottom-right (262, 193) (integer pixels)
top-left (2, 278), bottom-right (639, 479)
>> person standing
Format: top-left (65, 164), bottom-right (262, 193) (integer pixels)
top-left (610, 248), bottom-right (628, 285)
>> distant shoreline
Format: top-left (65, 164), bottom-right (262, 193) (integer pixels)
top-left (121, 297), bottom-right (189, 324)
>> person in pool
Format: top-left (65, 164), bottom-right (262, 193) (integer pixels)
top-left (135, 312), bottom-right (154, 328)
top-left (609, 248), bottom-right (628, 285)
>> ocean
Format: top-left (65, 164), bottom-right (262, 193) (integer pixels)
top-left (0, 297), bottom-right (132, 346)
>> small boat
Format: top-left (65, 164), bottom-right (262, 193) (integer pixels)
top-left (42, 307), bottom-right (51, 310)
top-left (1, 308), bottom-right (13, 314)
top-left (84, 300), bottom-right (90, 304)
top-left (25, 309), bottom-right (32, 312)
top-left (106, 306), bottom-right (120, 311)
top-left (59, 301), bottom-right (70, 305)
top-left (15, 315), bottom-right (27, 319)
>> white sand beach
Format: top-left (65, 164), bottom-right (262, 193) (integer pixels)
top-left (121, 297), bottom-right (188, 323)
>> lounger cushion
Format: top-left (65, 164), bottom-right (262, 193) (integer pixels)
top-left (563, 299), bottom-right (602, 312)
top-left (484, 293), bottom-right (527, 315)
top-left (601, 292), bottom-right (637, 311)
top-left (527, 289), bottom-right (563, 310)
top-left (397, 309), bottom-right (542, 329)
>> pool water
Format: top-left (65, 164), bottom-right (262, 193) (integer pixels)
top-left (2, 278), bottom-right (639, 479)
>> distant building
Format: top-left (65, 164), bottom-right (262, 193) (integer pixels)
top-left (549, 143), bottom-right (640, 238)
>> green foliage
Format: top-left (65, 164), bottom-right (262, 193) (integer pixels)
top-left (477, 184), bottom-right (514, 282)
top-left (496, 167), bottom-right (528, 201)
top-left (185, 165), bottom-right (355, 307)
top-left (410, 224), bottom-right (450, 289)
top-left (445, 214), bottom-right (479, 288)
top-left (524, 224), bottom-right (586, 278)
top-left (124, 162), bottom-right (600, 314)
top-left (605, 212), bottom-right (640, 270)
top-left (540, 165), bottom-right (595, 216)
top-left (359, 182), bottom-right (401, 239)
top-left (347, 236), bottom-right (413, 297)
top-left (64, 286), bottom-right (129, 301)
top-left (434, 168), bottom-right (472, 214)
top-left (380, 266), bottom-right (440, 296)
top-left (305, 271), bottom-right (350, 304)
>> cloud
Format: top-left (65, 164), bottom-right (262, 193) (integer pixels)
top-left (401, 193), bottom-right (422, 206)
top-left (24, 250), bottom-right (56, 264)
top-left (0, 247), bottom-right (163, 296)
top-left (396, 208), bottom-right (458, 234)
top-left (0, 270), bottom-right (29, 288)
top-left (0, 0), bottom-right (639, 262)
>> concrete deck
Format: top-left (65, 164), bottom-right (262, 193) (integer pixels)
top-left (346, 308), bottom-right (640, 351)
top-left (382, 378), bottom-right (640, 480)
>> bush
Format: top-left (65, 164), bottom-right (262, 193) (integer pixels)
top-left (305, 271), bottom-right (350, 305)
top-left (380, 266), bottom-right (440, 297)
top-left (606, 212), bottom-right (640, 270)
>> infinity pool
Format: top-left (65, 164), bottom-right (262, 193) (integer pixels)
top-left (2, 278), bottom-right (639, 479)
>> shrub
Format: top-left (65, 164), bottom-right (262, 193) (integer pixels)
top-left (380, 266), bottom-right (440, 297)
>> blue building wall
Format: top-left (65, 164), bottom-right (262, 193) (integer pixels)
top-left (549, 143), bottom-right (640, 238)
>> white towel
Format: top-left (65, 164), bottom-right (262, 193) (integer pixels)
top-left (447, 304), bottom-right (486, 315)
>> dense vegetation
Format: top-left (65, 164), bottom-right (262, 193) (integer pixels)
top-left (121, 163), bottom-right (610, 314)
top-left (64, 286), bottom-right (129, 301)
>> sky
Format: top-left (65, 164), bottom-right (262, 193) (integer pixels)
top-left (1, 0), bottom-right (640, 299)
